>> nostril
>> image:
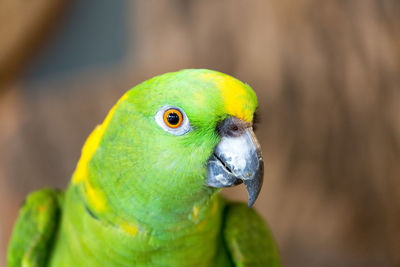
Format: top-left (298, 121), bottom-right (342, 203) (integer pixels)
top-left (217, 117), bottom-right (250, 137)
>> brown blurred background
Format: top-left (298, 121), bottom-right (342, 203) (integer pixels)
top-left (1, 0), bottom-right (399, 266)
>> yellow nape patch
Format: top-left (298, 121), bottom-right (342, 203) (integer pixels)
top-left (73, 125), bottom-right (102, 184)
top-left (86, 179), bottom-right (107, 212)
top-left (120, 222), bottom-right (138, 236)
top-left (72, 93), bottom-right (128, 212)
top-left (201, 72), bottom-right (255, 122)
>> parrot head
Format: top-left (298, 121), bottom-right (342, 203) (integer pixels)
top-left (74, 69), bottom-right (263, 222)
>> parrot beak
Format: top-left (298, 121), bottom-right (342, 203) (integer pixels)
top-left (206, 126), bottom-right (264, 207)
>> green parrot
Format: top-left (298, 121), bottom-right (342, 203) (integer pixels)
top-left (7, 69), bottom-right (280, 267)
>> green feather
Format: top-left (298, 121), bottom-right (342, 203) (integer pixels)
top-left (7, 188), bottom-right (63, 267)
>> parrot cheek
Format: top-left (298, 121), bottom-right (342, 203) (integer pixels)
top-left (206, 127), bottom-right (264, 207)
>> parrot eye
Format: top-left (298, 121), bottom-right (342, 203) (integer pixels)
top-left (155, 105), bottom-right (191, 135)
top-left (163, 109), bottom-right (183, 128)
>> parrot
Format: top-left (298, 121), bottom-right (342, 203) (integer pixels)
top-left (7, 69), bottom-right (280, 267)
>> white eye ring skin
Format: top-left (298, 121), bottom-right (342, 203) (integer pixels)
top-left (155, 105), bottom-right (192, 136)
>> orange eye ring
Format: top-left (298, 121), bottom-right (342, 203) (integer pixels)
top-left (163, 109), bottom-right (183, 128)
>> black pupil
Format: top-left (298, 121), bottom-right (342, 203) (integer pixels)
top-left (167, 112), bottom-right (180, 125)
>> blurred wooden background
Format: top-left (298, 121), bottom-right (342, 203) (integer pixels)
top-left (1, 1), bottom-right (399, 266)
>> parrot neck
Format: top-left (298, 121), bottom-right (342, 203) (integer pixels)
top-left (74, 175), bottom-right (222, 233)
top-left (51, 185), bottom-right (226, 266)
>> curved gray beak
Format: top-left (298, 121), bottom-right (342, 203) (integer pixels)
top-left (206, 127), bottom-right (264, 207)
